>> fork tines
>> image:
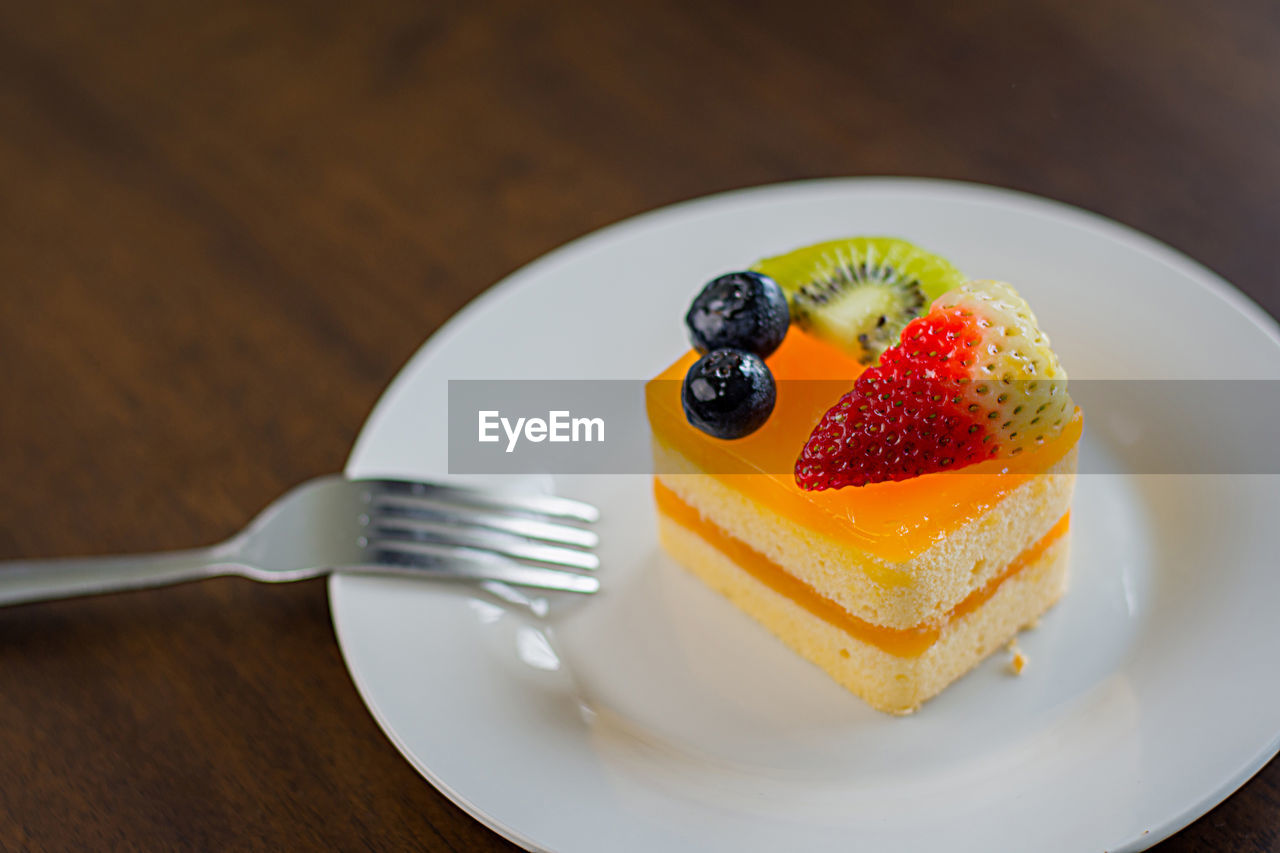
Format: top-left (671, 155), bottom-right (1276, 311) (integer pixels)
top-left (361, 479), bottom-right (600, 594)
top-left (368, 479), bottom-right (599, 523)
top-left (371, 494), bottom-right (599, 549)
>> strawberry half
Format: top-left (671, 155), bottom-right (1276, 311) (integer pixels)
top-left (794, 280), bottom-right (1074, 490)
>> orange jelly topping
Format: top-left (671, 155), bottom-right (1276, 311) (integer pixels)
top-left (656, 479), bottom-right (1070, 658)
top-left (646, 330), bottom-right (1082, 564)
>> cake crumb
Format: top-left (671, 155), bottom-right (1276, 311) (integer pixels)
top-left (1006, 639), bottom-right (1028, 675)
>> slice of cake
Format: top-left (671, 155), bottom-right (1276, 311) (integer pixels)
top-left (647, 243), bottom-right (1079, 714)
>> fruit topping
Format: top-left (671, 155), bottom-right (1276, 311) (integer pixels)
top-left (794, 280), bottom-right (1074, 490)
top-left (752, 237), bottom-right (965, 365)
top-left (686, 271), bottom-right (791, 358)
top-left (682, 348), bottom-right (777, 440)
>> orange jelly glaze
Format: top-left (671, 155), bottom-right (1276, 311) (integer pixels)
top-left (656, 479), bottom-right (1070, 658)
top-left (646, 330), bottom-right (1083, 565)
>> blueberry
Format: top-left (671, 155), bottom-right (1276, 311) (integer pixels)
top-left (681, 349), bottom-right (776, 439)
top-left (685, 271), bottom-right (790, 358)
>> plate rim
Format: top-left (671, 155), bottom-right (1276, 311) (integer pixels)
top-left (350, 178), bottom-right (1280, 465)
top-left (332, 176), bottom-right (1280, 853)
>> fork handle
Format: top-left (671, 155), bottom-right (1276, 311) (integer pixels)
top-left (0, 543), bottom-right (241, 607)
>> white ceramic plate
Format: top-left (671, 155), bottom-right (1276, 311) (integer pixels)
top-left (333, 179), bottom-right (1280, 853)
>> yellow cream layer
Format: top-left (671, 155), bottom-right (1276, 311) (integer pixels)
top-left (654, 479), bottom-right (1070, 659)
top-left (645, 330), bottom-right (1082, 563)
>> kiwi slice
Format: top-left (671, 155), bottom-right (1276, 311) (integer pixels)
top-left (751, 236), bottom-right (965, 365)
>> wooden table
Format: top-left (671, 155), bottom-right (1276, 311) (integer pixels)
top-left (2, 1), bottom-right (1277, 849)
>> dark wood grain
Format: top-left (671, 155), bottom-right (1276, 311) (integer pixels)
top-left (1, 1), bottom-right (1277, 850)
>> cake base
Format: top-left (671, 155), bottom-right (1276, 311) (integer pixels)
top-left (657, 512), bottom-right (1070, 715)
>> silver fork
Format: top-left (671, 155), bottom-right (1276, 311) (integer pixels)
top-left (0, 476), bottom-right (601, 606)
